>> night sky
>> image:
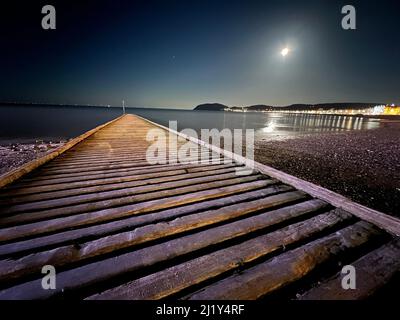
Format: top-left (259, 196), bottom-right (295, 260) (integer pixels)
top-left (1, 0), bottom-right (399, 108)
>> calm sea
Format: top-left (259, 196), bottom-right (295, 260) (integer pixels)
top-left (0, 105), bottom-right (382, 144)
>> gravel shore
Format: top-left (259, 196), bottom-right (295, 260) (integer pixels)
top-left (255, 121), bottom-right (400, 217)
top-left (0, 141), bottom-right (65, 175)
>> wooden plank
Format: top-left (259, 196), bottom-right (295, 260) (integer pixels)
top-left (0, 198), bottom-right (330, 299)
top-left (0, 179), bottom-right (273, 242)
top-left (20, 156), bottom-right (226, 182)
top-left (0, 185), bottom-right (297, 282)
top-left (0, 174), bottom-right (264, 227)
top-left (88, 209), bottom-right (352, 300)
top-left (0, 186), bottom-right (288, 257)
top-left (6, 162), bottom-right (235, 189)
top-left (46, 149), bottom-right (213, 167)
top-left (299, 239), bottom-right (400, 300)
top-left (0, 169), bottom-right (191, 200)
top-left (44, 154), bottom-right (212, 168)
top-left (31, 156), bottom-right (223, 176)
top-left (184, 221), bottom-right (381, 300)
top-left (53, 145), bottom-right (211, 160)
top-left (1, 171), bottom-right (252, 218)
top-left (0, 167), bottom-right (240, 207)
top-left (0, 115), bottom-right (125, 189)
top-left (39, 151), bottom-right (220, 172)
top-left (0, 164), bottom-right (237, 203)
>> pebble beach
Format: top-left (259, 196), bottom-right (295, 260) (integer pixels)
top-left (255, 120), bottom-right (400, 217)
top-left (0, 141), bottom-right (65, 175)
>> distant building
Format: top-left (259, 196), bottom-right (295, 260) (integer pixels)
top-left (384, 104), bottom-right (400, 115)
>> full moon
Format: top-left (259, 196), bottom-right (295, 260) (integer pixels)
top-left (281, 47), bottom-right (289, 57)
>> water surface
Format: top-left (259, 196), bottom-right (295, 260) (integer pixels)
top-left (0, 105), bottom-right (383, 144)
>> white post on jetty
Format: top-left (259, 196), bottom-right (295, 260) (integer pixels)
top-left (122, 100), bottom-right (126, 114)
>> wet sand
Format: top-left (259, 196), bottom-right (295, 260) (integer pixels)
top-left (255, 121), bottom-right (400, 217)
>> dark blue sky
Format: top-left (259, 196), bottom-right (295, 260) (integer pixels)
top-left (1, 0), bottom-right (399, 108)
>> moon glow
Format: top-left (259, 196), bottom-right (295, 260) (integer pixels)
top-left (281, 47), bottom-right (290, 57)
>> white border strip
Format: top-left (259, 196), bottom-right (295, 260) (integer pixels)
top-left (134, 113), bottom-right (400, 236)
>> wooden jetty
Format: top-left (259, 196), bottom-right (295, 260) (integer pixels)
top-left (0, 114), bottom-right (399, 300)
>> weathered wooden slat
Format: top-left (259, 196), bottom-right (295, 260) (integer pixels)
top-left (0, 164), bottom-right (238, 202)
top-left (41, 151), bottom-right (218, 171)
top-left (0, 167), bottom-right (241, 206)
top-left (88, 209), bottom-right (354, 300)
top-left (55, 142), bottom-right (202, 152)
top-left (53, 146), bottom-right (211, 160)
top-left (0, 179), bottom-right (274, 242)
top-left (35, 149), bottom-right (221, 168)
top-left (0, 116), bottom-right (125, 189)
top-left (45, 155), bottom-right (210, 169)
top-left (0, 199), bottom-right (330, 299)
top-left (298, 239), bottom-right (400, 300)
top-left (0, 164), bottom-right (238, 199)
top-left (0, 185), bottom-right (298, 282)
top-left (44, 156), bottom-right (215, 170)
top-left (6, 162), bottom-right (236, 190)
top-left (0, 175), bottom-right (265, 228)
top-left (1, 171), bottom-right (252, 217)
top-left (46, 149), bottom-right (214, 167)
top-left (33, 155), bottom-right (223, 176)
top-left (184, 221), bottom-right (381, 300)
top-left (19, 156), bottom-right (227, 184)
top-left (0, 186), bottom-right (288, 257)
